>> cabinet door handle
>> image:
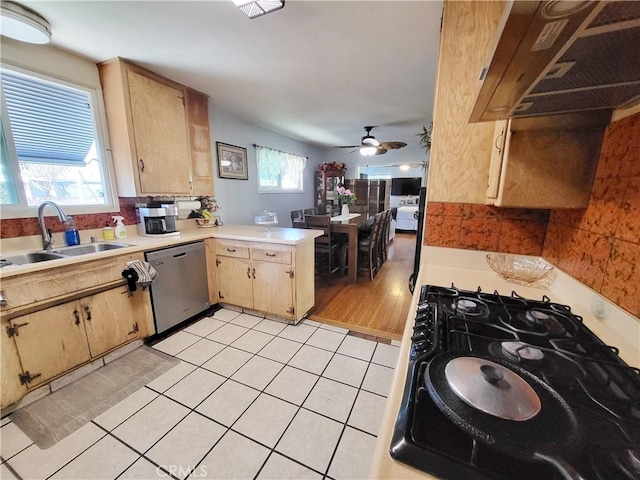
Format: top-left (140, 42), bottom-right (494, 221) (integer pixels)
top-left (139, 158), bottom-right (145, 172)
top-left (252, 267), bottom-right (256, 279)
top-left (265, 253), bottom-right (276, 257)
top-left (73, 309), bottom-right (80, 325)
top-left (226, 248), bottom-right (236, 253)
top-left (247, 267), bottom-right (251, 278)
top-left (84, 305), bottom-right (92, 321)
top-left (495, 131), bottom-right (504, 156)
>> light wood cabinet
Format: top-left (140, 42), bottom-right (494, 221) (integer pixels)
top-left (0, 253), bottom-right (154, 408)
top-left (486, 116), bottom-right (606, 208)
top-left (214, 239), bottom-right (313, 321)
top-left (9, 302), bottom-right (92, 389)
top-left (99, 58), bottom-right (214, 196)
top-left (81, 286), bottom-right (147, 357)
top-left (428, 1), bottom-right (607, 209)
top-left (427, 1), bottom-right (506, 204)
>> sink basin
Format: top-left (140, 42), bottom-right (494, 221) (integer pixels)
top-left (51, 242), bottom-right (131, 256)
top-left (1, 242), bottom-right (132, 267)
top-left (0, 252), bottom-right (66, 267)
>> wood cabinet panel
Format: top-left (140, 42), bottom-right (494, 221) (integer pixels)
top-left (212, 239), bottom-right (314, 322)
top-left (0, 253), bottom-right (146, 316)
top-left (1, 322), bottom-right (27, 407)
top-left (253, 262), bottom-right (294, 319)
top-left (205, 239), bottom-right (219, 305)
top-left (10, 303), bottom-right (91, 388)
top-left (427, 1), bottom-right (506, 204)
top-left (127, 70), bottom-right (191, 194)
top-left (81, 286), bottom-right (143, 357)
top-left (216, 256), bottom-right (253, 309)
top-left (185, 88), bottom-right (214, 196)
top-left (99, 58), bottom-right (214, 197)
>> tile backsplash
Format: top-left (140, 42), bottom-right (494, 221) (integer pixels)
top-left (424, 112), bottom-right (639, 317)
top-left (543, 112), bottom-right (640, 317)
top-left (424, 203), bottom-right (549, 256)
top-left (0, 198), bottom-right (139, 239)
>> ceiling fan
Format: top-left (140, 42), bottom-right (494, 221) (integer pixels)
top-left (335, 126), bottom-right (407, 156)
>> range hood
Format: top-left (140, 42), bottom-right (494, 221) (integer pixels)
top-left (470, 0), bottom-right (640, 123)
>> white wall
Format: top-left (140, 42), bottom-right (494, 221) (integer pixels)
top-left (210, 108), bottom-right (326, 226)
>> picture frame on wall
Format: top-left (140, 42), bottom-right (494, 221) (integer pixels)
top-left (216, 142), bottom-right (248, 180)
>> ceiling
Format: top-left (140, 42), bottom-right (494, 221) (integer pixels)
top-left (16, 1), bottom-right (443, 150)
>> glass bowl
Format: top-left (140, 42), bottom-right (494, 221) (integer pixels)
top-left (486, 254), bottom-right (554, 284)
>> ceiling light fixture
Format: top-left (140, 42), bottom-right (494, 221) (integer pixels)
top-left (0, 1), bottom-right (51, 44)
top-left (232, 0), bottom-right (285, 19)
top-left (399, 165), bottom-right (410, 171)
top-left (360, 146), bottom-right (378, 157)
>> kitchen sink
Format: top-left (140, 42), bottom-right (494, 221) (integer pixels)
top-left (51, 242), bottom-right (131, 256)
top-left (0, 252), bottom-right (66, 267)
top-left (0, 242), bottom-right (132, 267)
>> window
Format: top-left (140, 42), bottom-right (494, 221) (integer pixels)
top-left (256, 145), bottom-right (306, 193)
top-left (0, 66), bottom-right (114, 213)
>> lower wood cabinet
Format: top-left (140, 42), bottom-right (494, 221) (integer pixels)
top-left (1, 252), bottom-right (155, 409)
top-left (7, 285), bottom-right (149, 391)
top-left (214, 239), bottom-right (313, 321)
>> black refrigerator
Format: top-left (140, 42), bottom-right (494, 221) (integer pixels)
top-left (408, 187), bottom-right (427, 293)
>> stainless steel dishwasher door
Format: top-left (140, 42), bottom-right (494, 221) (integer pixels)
top-left (145, 241), bottom-right (210, 334)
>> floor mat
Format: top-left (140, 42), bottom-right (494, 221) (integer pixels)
top-left (10, 346), bottom-right (179, 449)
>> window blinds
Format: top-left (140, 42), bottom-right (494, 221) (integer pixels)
top-left (1, 70), bottom-right (95, 166)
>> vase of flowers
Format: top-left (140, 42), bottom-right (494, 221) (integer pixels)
top-left (337, 186), bottom-right (356, 215)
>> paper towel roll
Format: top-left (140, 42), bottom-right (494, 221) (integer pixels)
top-left (176, 200), bottom-right (202, 219)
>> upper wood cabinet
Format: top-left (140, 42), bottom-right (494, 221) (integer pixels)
top-left (428, 1), bottom-right (608, 209)
top-left (99, 58), bottom-right (214, 197)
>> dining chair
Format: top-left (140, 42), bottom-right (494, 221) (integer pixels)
top-left (358, 212), bottom-right (382, 281)
top-left (305, 214), bottom-right (346, 279)
top-left (291, 209), bottom-right (306, 228)
top-left (379, 210), bottom-right (391, 264)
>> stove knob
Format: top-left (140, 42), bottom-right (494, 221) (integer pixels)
top-left (411, 332), bottom-right (425, 342)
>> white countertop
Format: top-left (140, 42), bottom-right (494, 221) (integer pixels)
top-left (0, 224), bottom-right (322, 278)
top-left (369, 246), bottom-right (640, 480)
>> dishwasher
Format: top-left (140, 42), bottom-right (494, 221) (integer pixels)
top-left (145, 241), bottom-right (210, 334)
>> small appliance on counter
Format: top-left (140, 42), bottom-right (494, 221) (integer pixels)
top-left (137, 202), bottom-right (180, 237)
top-left (391, 284), bottom-right (640, 480)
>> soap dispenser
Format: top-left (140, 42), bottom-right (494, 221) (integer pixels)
top-left (113, 216), bottom-right (127, 239)
top-left (64, 216), bottom-right (81, 246)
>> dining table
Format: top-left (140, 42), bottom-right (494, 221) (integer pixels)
top-left (330, 212), bottom-right (369, 284)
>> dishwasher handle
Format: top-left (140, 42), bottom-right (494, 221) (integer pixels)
top-left (173, 252), bottom-right (187, 259)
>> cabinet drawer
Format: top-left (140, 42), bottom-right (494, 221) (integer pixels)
top-left (251, 248), bottom-right (292, 265)
top-left (215, 243), bottom-right (250, 259)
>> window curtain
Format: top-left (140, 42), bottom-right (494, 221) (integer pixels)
top-left (256, 146), bottom-right (306, 191)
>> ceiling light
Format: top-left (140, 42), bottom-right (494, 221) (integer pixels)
top-left (361, 135), bottom-right (380, 147)
top-left (399, 165), bottom-right (410, 171)
top-left (360, 146), bottom-right (378, 157)
top-left (0, 1), bottom-right (51, 44)
top-left (232, 0), bottom-right (285, 19)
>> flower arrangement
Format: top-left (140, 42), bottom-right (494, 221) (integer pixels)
top-left (188, 196), bottom-right (220, 220)
top-left (337, 186), bottom-right (356, 205)
top-left (318, 162), bottom-right (346, 172)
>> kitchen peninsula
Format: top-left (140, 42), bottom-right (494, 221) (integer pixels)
top-left (0, 224), bottom-right (322, 410)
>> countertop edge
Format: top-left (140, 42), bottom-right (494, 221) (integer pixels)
top-left (0, 225), bottom-right (322, 278)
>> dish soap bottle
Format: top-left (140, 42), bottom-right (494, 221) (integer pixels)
top-left (103, 221), bottom-right (115, 240)
top-left (64, 216), bottom-right (81, 246)
top-left (113, 216), bottom-right (127, 239)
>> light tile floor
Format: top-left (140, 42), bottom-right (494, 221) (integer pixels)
top-left (0, 308), bottom-right (400, 480)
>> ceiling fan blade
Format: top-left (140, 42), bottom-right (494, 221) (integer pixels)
top-left (334, 145), bottom-right (361, 149)
top-left (379, 141), bottom-right (407, 150)
top-left (374, 147), bottom-right (388, 155)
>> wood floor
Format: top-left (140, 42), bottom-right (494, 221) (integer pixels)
top-left (308, 232), bottom-right (416, 341)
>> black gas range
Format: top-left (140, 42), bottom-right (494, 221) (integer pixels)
top-left (390, 284), bottom-right (640, 480)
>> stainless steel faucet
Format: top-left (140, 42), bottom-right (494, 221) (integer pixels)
top-left (37, 201), bottom-right (68, 250)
